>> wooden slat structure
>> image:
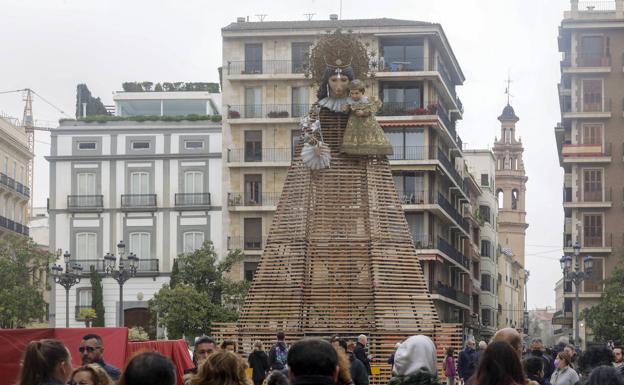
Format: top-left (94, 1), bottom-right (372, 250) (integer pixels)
top-left (232, 108), bottom-right (461, 381)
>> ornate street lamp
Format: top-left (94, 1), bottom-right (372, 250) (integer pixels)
top-left (51, 250), bottom-right (83, 328)
top-left (104, 240), bottom-right (139, 327)
top-left (561, 242), bottom-right (593, 346)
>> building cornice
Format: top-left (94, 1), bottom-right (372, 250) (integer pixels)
top-left (45, 153), bottom-right (222, 162)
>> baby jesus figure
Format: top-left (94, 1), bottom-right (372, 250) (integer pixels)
top-left (340, 79), bottom-right (393, 156)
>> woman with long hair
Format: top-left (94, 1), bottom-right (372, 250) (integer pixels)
top-left (16, 339), bottom-right (73, 385)
top-left (550, 352), bottom-right (579, 385)
top-left (247, 341), bottom-right (269, 385)
top-left (190, 350), bottom-right (251, 385)
top-left (333, 345), bottom-right (354, 385)
top-left (472, 341), bottom-right (525, 385)
top-left (443, 347), bottom-right (457, 385)
top-left (71, 364), bottom-right (115, 385)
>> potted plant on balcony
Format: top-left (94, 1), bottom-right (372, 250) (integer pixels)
top-left (228, 110), bottom-right (240, 119)
top-left (426, 103), bottom-right (439, 114)
top-left (414, 107), bottom-right (428, 115)
top-left (267, 110), bottom-right (289, 118)
top-left (78, 308), bottom-right (97, 328)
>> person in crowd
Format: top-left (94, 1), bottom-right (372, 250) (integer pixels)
top-left (492, 328), bottom-right (523, 359)
top-left (185, 336), bottom-right (218, 379)
top-left (387, 335), bottom-right (441, 385)
top-left (585, 365), bottom-right (624, 385)
top-left (388, 342), bottom-right (401, 366)
top-left (71, 364), bottom-right (115, 385)
top-left (524, 357), bottom-right (550, 385)
top-left (287, 338), bottom-right (339, 385)
top-left (613, 347), bottom-right (624, 376)
top-left (443, 347), bottom-right (457, 385)
top-left (334, 344), bottom-right (354, 385)
top-left (16, 339), bottom-right (73, 385)
top-left (353, 335), bottom-right (372, 376)
top-left (119, 351), bottom-right (176, 385)
top-left (577, 345), bottom-right (614, 378)
top-left (79, 334), bottom-right (121, 381)
top-left (221, 340), bottom-right (237, 353)
top-left (248, 341), bottom-right (270, 385)
top-left (608, 341), bottom-right (616, 350)
top-left (266, 371), bottom-right (290, 385)
top-left (563, 345), bottom-right (578, 370)
top-left (190, 350), bottom-right (250, 385)
top-left (269, 331), bottom-right (289, 372)
top-left (552, 338), bottom-right (569, 358)
top-left (331, 337), bottom-right (368, 385)
top-left (550, 352), bottom-right (579, 385)
top-left (525, 339), bottom-right (555, 379)
top-left (458, 339), bottom-right (478, 384)
top-left (471, 341), bottom-right (526, 385)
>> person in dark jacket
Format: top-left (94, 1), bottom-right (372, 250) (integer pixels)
top-left (353, 335), bottom-right (372, 375)
top-left (79, 333), bottom-right (121, 381)
top-left (457, 339), bottom-right (478, 384)
top-left (526, 339), bottom-right (555, 380)
top-left (287, 339), bottom-right (339, 385)
top-left (331, 337), bottom-right (368, 385)
top-left (249, 341), bottom-right (270, 385)
top-left (524, 356), bottom-right (551, 385)
top-left (269, 331), bottom-right (289, 371)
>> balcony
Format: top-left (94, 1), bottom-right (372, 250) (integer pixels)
top-left (436, 193), bottom-right (470, 235)
top-left (227, 148), bottom-right (291, 167)
top-left (428, 280), bottom-right (471, 307)
top-left (377, 102), bottom-right (458, 143)
top-left (225, 60), bottom-right (308, 78)
top-left (228, 192), bottom-right (280, 210)
top-left (120, 194), bottom-right (157, 211)
top-left (411, 233), bottom-right (435, 249)
top-left (564, 232), bottom-right (612, 253)
top-left (67, 195), bottom-right (104, 212)
top-left (0, 173), bottom-right (30, 198)
top-left (562, 98), bottom-right (611, 119)
top-left (562, 53), bottom-right (611, 73)
top-left (70, 258), bottom-right (160, 275)
top-left (227, 236), bottom-right (266, 253)
top-left (397, 189), bottom-right (426, 205)
top-left (437, 149), bottom-right (467, 196)
top-left (388, 145), bottom-right (433, 161)
top-left (561, 143), bottom-right (611, 163)
top-left (174, 193), bottom-right (211, 209)
top-left (227, 104), bottom-right (309, 120)
top-left (437, 237), bottom-right (471, 270)
top-left (0, 215), bottom-right (29, 236)
top-left (563, 187), bottom-right (612, 208)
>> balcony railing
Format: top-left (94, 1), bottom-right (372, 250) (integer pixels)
top-left (577, 1), bottom-right (616, 11)
top-left (227, 148), bottom-right (291, 163)
top-left (436, 59), bottom-right (457, 100)
top-left (388, 145), bottom-right (433, 161)
top-left (437, 237), bottom-right (471, 269)
top-left (396, 189), bottom-right (426, 205)
top-left (121, 194), bottom-right (157, 210)
top-left (70, 259), bottom-right (160, 273)
top-left (378, 56), bottom-right (425, 72)
top-left (0, 215), bottom-right (29, 235)
top-left (428, 280), bottom-right (470, 306)
top-left (228, 192), bottom-right (280, 207)
top-left (562, 142), bottom-right (611, 157)
top-left (437, 149), bottom-right (467, 195)
top-left (436, 193), bottom-right (470, 234)
top-left (581, 97), bottom-right (611, 113)
top-left (227, 236), bottom-right (266, 251)
top-left (225, 60), bottom-right (309, 75)
top-left (227, 104), bottom-right (310, 119)
top-left (0, 173), bottom-right (30, 197)
top-left (411, 233), bottom-right (435, 249)
top-left (576, 53), bottom-right (611, 67)
top-left (67, 195), bottom-right (104, 211)
top-left (175, 193), bottom-right (211, 207)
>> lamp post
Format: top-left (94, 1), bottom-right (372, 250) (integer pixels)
top-left (51, 250), bottom-right (83, 328)
top-left (104, 240), bottom-right (139, 327)
top-left (560, 242), bottom-right (593, 345)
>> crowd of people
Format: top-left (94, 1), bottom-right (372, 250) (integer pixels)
top-left (13, 329), bottom-right (624, 385)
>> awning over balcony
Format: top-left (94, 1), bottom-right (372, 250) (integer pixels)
top-left (562, 143), bottom-right (602, 157)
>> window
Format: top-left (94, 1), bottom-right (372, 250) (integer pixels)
top-left (244, 88), bottom-right (262, 118)
top-left (584, 258), bottom-right (603, 292)
top-left (77, 172), bottom-right (96, 196)
top-left (497, 189), bottom-right (504, 209)
top-left (291, 130), bottom-right (301, 158)
top-left (78, 142), bottom-right (96, 150)
top-left (511, 189), bottom-right (519, 210)
top-left (479, 205), bottom-right (491, 224)
top-left (184, 140), bottom-right (204, 149)
top-left (130, 172), bottom-right (149, 195)
top-left (583, 169), bottom-right (602, 202)
top-left (393, 172), bottom-right (424, 204)
top-left (480, 174), bottom-right (489, 187)
top-left (292, 86), bottom-right (309, 117)
top-left (76, 232), bottom-right (97, 259)
top-left (244, 43), bottom-right (263, 74)
top-left (3, 157), bottom-right (8, 174)
top-left (131, 141), bottom-right (150, 150)
top-left (129, 232), bottom-right (151, 259)
top-left (244, 218), bottom-right (262, 250)
top-left (381, 40), bottom-right (424, 71)
top-left (580, 36), bottom-right (606, 66)
top-left (244, 174), bottom-right (262, 205)
top-left (481, 308), bottom-right (492, 326)
top-left (244, 131), bottom-right (262, 162)
top-left (184, 171), bottom-right (203, 194)
top-left (481, 240), bottom-right (491, 258)
top-left (505, 129), bottom-right (511, 144)
top-left (385, 127), bottom-right (425, 160)
top-left (406, 213), bottom-right (425, 247)
top-left (244, 261), bottom-right (259, 282)
top-left (381, 82), bottom-right (422, 112)
top-left (118, 100), bottom-right (161, 116)
top-left (77, 288), bottom-right (92, 310)
top-left (291, 42), bottom-right (311, 73)
top-left (183, 232), bottom-right (205, 253)
top-left (582, 124), bottom-right (602, 145)
top-left (582, 79), bottom-right (602, 112)
top-left (583, 214), bottom-right (602, 247)
top-left (163, 99), bottom-right (207, 116)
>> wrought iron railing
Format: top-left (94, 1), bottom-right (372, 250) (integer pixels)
top-left (0, 172), bottom-right (30, 197)
top-left (228, 192), bottom-right (280, 207)
top-left (227, 148), bottom-right (291, 163)
top-left (437, 237), bottom-right (471, 269)
top-left (225, 60), bottom-right (309, 75)
top-left (70, 258), bottom-right (159, 273)
top-left (411, 233), bottom-right (435, 249)
top-left (0, 215), bottom-right (29, 235)
top-left (227, 104), bottom-right (310, 119)
top-left (227, 236), bottom-right (266, 251)
top-left (67, 195), bottom-right (104, 210)
top-left (175, 193), bottom-right (211, 207)
top-left (428, 280), bottom-right (470, 306)
top-left (121, 194), bottom-right (157, 209)
top-left (396, 189), bottom-right (426, 205)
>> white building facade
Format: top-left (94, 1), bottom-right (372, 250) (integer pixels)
top-left (48, 97), bottom-right (222, 328)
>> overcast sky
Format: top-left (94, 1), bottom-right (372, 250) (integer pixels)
top-left (0, 0), bottom-right (571, 309)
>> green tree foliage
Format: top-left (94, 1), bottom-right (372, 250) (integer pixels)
top-left (582, 258), bottom-right (624, 344)
top-left (75, 84), bottom-right (109, 118)
top-left (121, 82), bottom-right (219, 93)
top-left (0, 236), bottom-right (51, 328)
top-left (148, 242), bottom-right (249, 339)
top-left (89, 265), bottom-right (105, 327)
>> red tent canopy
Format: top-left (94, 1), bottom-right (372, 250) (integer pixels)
top-left (126, 339), bottom-right (194, 385)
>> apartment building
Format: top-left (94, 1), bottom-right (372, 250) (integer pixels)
top-left (0, 116), bottom-right (32, 238)
top-left (464, 149), bottom-right (499, 339)
top-left (47, 90), bottom-right (222, 329)
top-left (221, 17), bottom-right (482, 332)
top-left (554, 0), bottom-right (624, 343)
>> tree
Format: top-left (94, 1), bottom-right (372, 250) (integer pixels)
top-left (90, 266), bottom-right (105, 327)
top-left (0, 236), bottom-right (51, 328)
top-left (582, 257), bottom-right (624, 344)
top-left (148, 242), bottom-right (249, 339)
top-left (75, 84), bottom-right (109, 118)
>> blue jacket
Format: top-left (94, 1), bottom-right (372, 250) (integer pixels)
top-left (457, 348), bottom-right (478, 380)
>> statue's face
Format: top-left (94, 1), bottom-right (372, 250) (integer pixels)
top-left (328, 74), bottom-right (349, 97)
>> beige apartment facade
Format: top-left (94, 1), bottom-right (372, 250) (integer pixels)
top-left (553, 0), bottom-right (624, 344)
top-left (221, 17), bottom-right (489, 333)
top-left (0, 116), bottom-right (32, 238)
